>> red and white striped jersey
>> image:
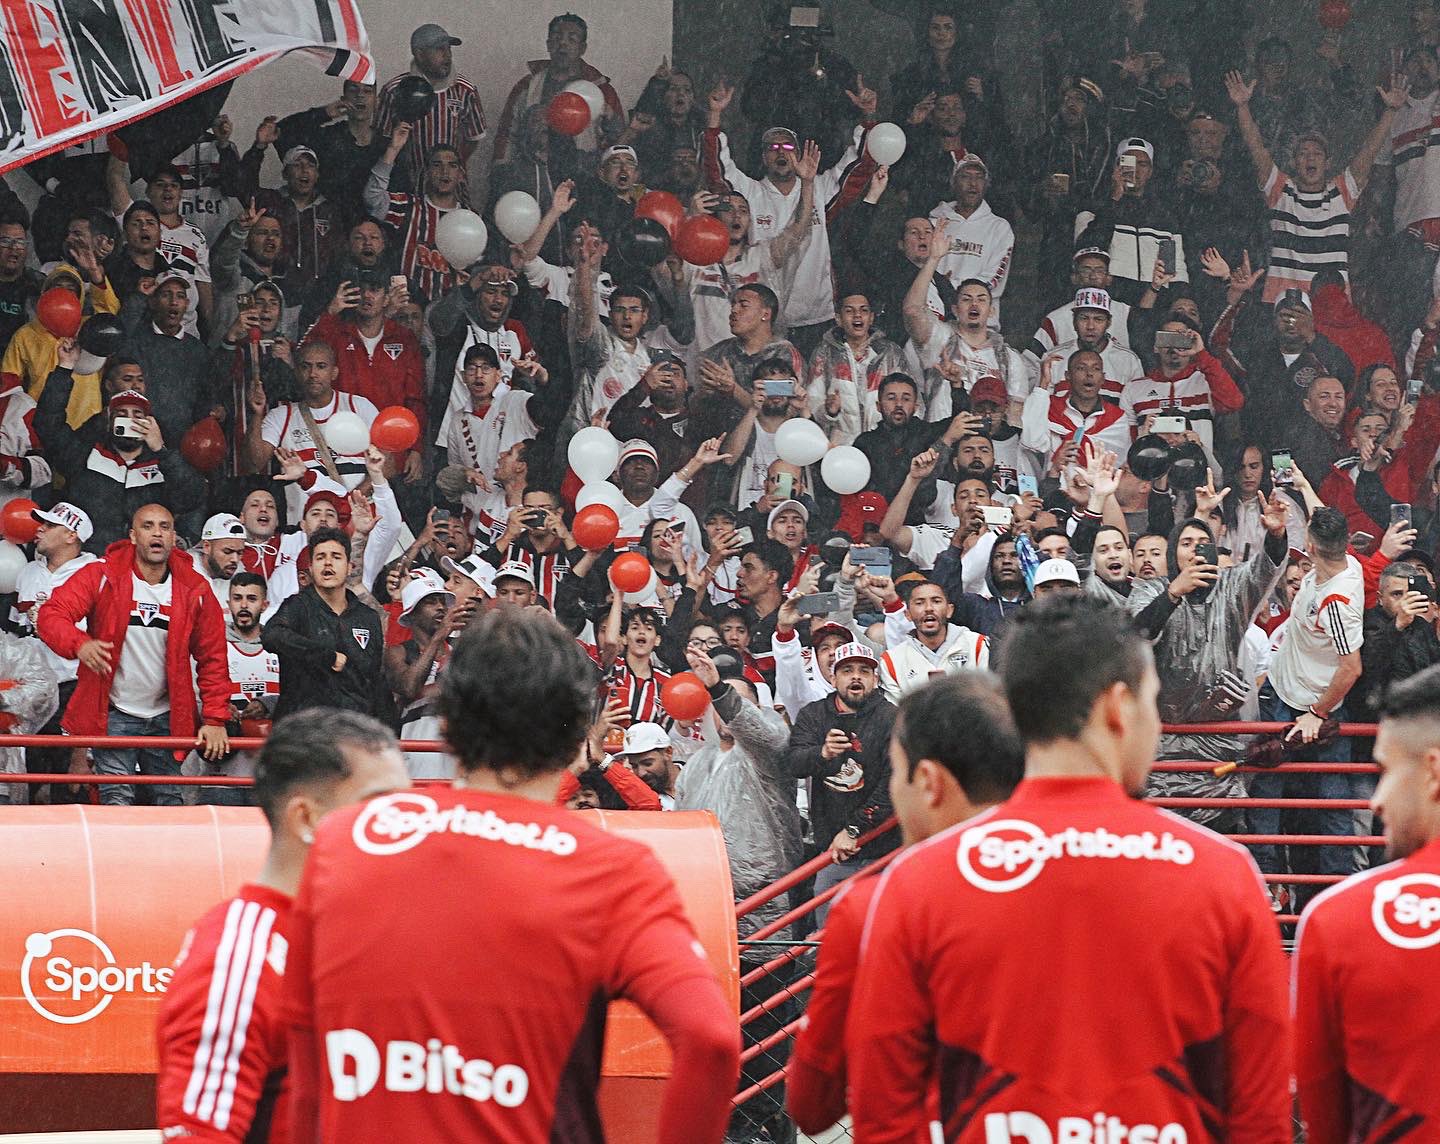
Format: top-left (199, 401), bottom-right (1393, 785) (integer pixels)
top-left (497, 543), bottom-right (571, 606)
top-left (13, 551), bottom-right (100, 683)
top-left (375, 71), bottom-right (486, 182)
top-left (581, 651), bottom-right (674, 729)
top-left (383, 192), bottom-right (462, 303)
top-left (156, 884), bottom-right (293, 1144)
top-left (259, 392), bottom-right (378, 520)
top-left (228, 640), bottom-right (279, 710)
top-left (436, 320), bottom-right (534, 444)
top-left (1019, 389), bottom-right (1134, 474)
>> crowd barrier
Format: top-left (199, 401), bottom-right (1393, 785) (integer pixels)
top-left (0, 721), bottom-right (1383, 1142)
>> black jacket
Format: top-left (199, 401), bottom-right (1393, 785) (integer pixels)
top-left (785, 689), bottom-right (898, 859)
top-left (263, 586), bottom-right (395, 725)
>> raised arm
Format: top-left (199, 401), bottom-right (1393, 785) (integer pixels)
top-left (1224, 71), bottom-right (1275, 187)
top-left (768, 140), bottom-right (820, 269)
top-left (902, 221), bottom-right (948, 348)
top-left (1349, 78), bottom-right (1410, 192)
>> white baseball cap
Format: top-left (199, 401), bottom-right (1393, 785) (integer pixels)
top-left (832, 641), bottom-right (878, 668)
top-left (621, 722), bottom-right (671, 755)
top-left (201, 513), bottom-right (246, 542)
top-left (398, 573), bottom-right (455, 625)
top-left (1034, 558), bottom-right (1081, 586)
top-left (494, 559), bottom-right (535, 587)
top-left (767, 499), bottom-right (809, 530)
top-left (1072, 288), bottom-right (1111, 313)
top-left (442, 553), bottom-right (496, 595)
top-left (33, 502), bottom-right (92, 542)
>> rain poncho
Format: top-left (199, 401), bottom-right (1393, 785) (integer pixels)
top-left (1127, 520), bottom-right (1284, 821)
top-left (674, 685), bottom-right (802, 951)
top-left (0, 632), bottom-right (59, 803)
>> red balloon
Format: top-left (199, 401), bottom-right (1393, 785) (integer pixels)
top-left (608, 551), bottom-right (651, 593)
top-left (36, 288), bottom-right (83, 339)
top-left (635, 190), bottom-right (685, 238)
top-left (546, 92), bottom-right (592, 136)
top-left (180, 417), bottom-right (226, 473)
top-left (370, 406), bottom-right (420, 453)
top-left (673, 214), bottom-right (730, 266)
top-left (661, 672), bottom-right (710, 722)
top-left (1319, 0), bottom-right (1350, 28)
top-left (1, 498), bottom-right (39, 544)
top-left (572, 504), bottom-right (620, 551)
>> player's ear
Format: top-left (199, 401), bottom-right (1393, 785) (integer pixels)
top-left (917, 759), bottom-right (949, 810)
top-left (1424, 746), bottom-right (1440, 804)
top-left (286, 792), bottom-right (322, 847)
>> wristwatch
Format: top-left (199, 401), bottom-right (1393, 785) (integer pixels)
top-left (843, 824), bottom-right (861, 839)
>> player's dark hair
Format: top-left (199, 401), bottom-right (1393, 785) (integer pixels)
top-left (896, 672), bottom-right (1023, 798)
top-left (957, 277), bottom-right (991, 295)
top-left (734, 282), bottom-right (779, 322)
top-left (1308, 506), bottom-right (1349, 561)
top-left (1000, 595), bottom-right (1151, 744)
top-left (307, 526), bottom-right (350, 558)
top-left (742, 537), bottom-right (794, 589)
top-left (1383, 663), bottom-right (1440, 722)
top-left (253, 709), bottom-right (396, 829)
top-left (1094, 524), bottom-right (1130, 549)
top-left (1033, 526), bottom-right (1069, 550)
top-left (439, 608), bottom-right (593, 779)
top-left (878, 371), bottom-right (918, 397)
top-left (549, 12), bottom-right (587, 38)
top-left (230, 571), bottom-right (268, 594)
top-left (903, 578), bottom-right (949, 603)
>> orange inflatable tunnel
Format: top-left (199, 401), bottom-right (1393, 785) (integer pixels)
top-left (0, 806), bottom-right (737, 1137)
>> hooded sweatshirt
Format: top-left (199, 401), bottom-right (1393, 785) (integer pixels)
top-left (1310, 282), bottom-right (1396, 375)
top-left (806, 327), bottom-right (909, 444)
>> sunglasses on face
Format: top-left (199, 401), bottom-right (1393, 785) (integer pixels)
top-left (767, 141), bottom-right (797, 152)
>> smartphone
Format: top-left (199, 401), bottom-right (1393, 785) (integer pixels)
top-left (851, 545), bottom-right (892, 580)
top-left (1050, 172), bottom-right (1071, 194)
top-left (1155, 330), bottom-right (1192, 351)
top-left (980, 505), bottom-right (1013, 527)
top-left (112, 416), bottom-right (143, 439)
top-left (1195, 541), bottom-right (1218, 567)
top-left (525, 509), bottom-right (549, 528)
top-left (1119, 154), bottom-right (1137, 185)
top-left (1271, 449), bottom-right (1294, 486)
top-left (1018, 473), bottom-right (1038, 496)
top-left (1408, 376), bottom-right (1425, 404)
top-left (763, 379), bottom-right (795, 398)
top-left (734, 526), bottom-right (754, 546)
top-left (1157, 237), bottom-right (1176, 276)
top-left (390, 274), bottom-right (407, 291)
top-left (794, 591), bottom-right (841, 616)
top-left (432, 508), bottom-right (452, 523)
top-left (1392, 503), bottom-right (1414, 528)
top-left (1350, 531), bottom-right (1376, 554)
top-left (775, 472), bottom-right (795, 499)
top-left (1408, 573), bottom-right (1434, 601)
top-left (1069, 424), bottom-right (1086, 446)
top-left (1153, 415), bottom-right (1187, 434)
top-left (235, 291), bottom-right (255, 310)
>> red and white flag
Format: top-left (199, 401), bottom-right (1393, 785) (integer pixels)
top-left (0, 0), bottom-right (373, 175)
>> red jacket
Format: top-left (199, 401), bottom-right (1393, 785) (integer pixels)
top-left (1319, 459), bottom-right (1413, 539)
top-left (37, 541), bottom-right (231, 738)
top-left (304, 314), bottom-right (426, 435)
top-left (1311, 282), bottom-right (1395, 375)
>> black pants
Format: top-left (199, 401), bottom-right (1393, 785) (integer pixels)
top-left (26, 679), bottom-right (82, 805)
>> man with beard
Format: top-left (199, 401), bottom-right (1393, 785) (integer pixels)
top-left (877, 577), bottom-right (990, 702)
top-left (884, 458), bottom-right (1006, 588)
top-left (926, 156), bottom-right (1014, 326)
top-left (386, 568), bottom-right (461, 779)
top-left (264, 527), bottom-right (390, 722)
top-left (1127, 493), bottom-right (1292, 832)
top-left (1021, 348), bottom-right (1134, 481)
top-left (36, 365), bottom-right (203, 551)
top-left (277, 79), bottom-right (385, 224)
top-left (935, 534), bottom-right (1031, 636)
top-left (699, 352), bottom-right (808, 511)
top-left (1286, 373), bottom-right (1349, 487)
top-left (617, 721), bottom-right (679, 809)
top-left (375, 22), bottom-right (487, 184)
top-left (1034, 289), bottom-right (1144, 404)
top-left (1133, 531), bottom-right (1169, 579)
top-left (301, 218), bottom-right (394, 330)
top-left (1294, 665), bottom-right (1440, 1143)
top-left (608, 349), bottom-right (697, 479)
top-left (854, 375), bottom-right (979, 511)
top-left (703, 81), bottom-right (868, 350)
top-left (891, 88), bottom-right (1005, 221)
top-left (786, 642), bottom-right (898, 889)
top-left (237, 487), bottom-right (285, 580)
top-left (1025, 248), bottom-right (1133, 371)
top-left (199, 571), bottom-right (278, 805)
top-left (192, 513), bottom-right (247, 610)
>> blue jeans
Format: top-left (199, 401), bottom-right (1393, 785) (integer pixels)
top-left (811, 851), bottom-right (878, 930)
top-left (1249, 685), bottom-right (1365, 877)
top-left (90, 708), bottom-right (178, 807)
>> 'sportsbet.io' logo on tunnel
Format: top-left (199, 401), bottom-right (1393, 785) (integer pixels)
top-left (1372, 873), bottom-right (1440, 949)
top-left (21, 928), bottom-right (171, 1024)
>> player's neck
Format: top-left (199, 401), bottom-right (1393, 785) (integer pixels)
top-left (1023, 736), bottom-right (1121, 785)
top-left (255, 842), bottom-right (304, 898)
top-left (453, 766), bottom-right (565, 803)
top-left (1314, 554), bottom-right (1348, 581)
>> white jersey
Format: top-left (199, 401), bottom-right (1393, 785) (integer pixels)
top-left (1379, 90), bottom-right (1440, 232)
top-left (686, 242), bottom-right (789, 353)
top-left (910, 322), bottom-right (1028, 410)
top-left (1268, 554), bottom-right (1364, 711)
top-left (1034, 337), bottom-right (1144, 404)
top-left (928, 199), bottom-right (1015, 326)
top-left (260, 392), bottom-right (378, 520)
top-left (13, 553), bottom-right (100, 683)
top-left (713, 127), bottom-right (860, 328)
top-left (1024, 299), bottom-right (1134, 370)
top-left (110, 573), bottom-right (173, 719)
top-left (227, 639), bottom-right (279, 712)
top-left (0, 384), bottom-right (50, 508)
top-left (436, 320), bottom-right (531, 444)
top-left (444, 386), bottom-right (539, 489)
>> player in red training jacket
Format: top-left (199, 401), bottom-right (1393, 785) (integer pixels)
top-left (1294, 663), bottom-right (1440, 1143)
top-left (282, 608), bottom-right (740, 1143)
top-left (155, 710), bottom-right (408, 1142)
top-left (849, 595), bottom-right (1291, 1144)
top-left (788, 672), bottom-right (1023, 1136)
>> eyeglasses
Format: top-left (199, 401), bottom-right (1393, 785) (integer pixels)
top-left (0, 237), bottom-right (26, 250)
top-left (687, 636), bottom-right (722, 649)
top-left (766, 141), bottom-right (797, 152)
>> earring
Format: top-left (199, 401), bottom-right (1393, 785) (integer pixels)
top-left (300, 829), bottom-right (315, 845)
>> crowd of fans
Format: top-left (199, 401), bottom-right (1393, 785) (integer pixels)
top-left (1, 0), bottom-right (1439, 976)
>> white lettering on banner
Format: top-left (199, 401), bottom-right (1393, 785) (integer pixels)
top-left (353, 792), bottom-right (578, 858)
top-left (1372, 873), bottom-right (1440, 949)
top-left (983, 1111), bottom-right (1188, 1144)
top-left (956, 819), bottom-right (1195, 893)
top-left (21, 928), bottom-right (172, 1024)
top-left (326, 1029), bottom-right (529, 1107)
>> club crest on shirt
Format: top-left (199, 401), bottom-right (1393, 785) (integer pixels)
top-left (383, 343), bottom-right (404, 361)
top-left (352, 627), bottom-right (370, 649)
top-left (136, 602), bottom-right (159, 625)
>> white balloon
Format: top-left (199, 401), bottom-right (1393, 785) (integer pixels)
top-left (323, 411), bottom-right (369, 456)
top-left (623, 569), bottom-right (662, 605)
top-left (494, 190), bottom-right (542, 244)
top-left (775, 419), bottom-right (828, 467)
top-left (0, 541), bottom-right (25, 593)
top-left (568, 426), bottom-right (622, 483)
top-left (866, 122), bottom-right (907, 166)
top-left (820, 445), bottom-right (872, 495)
top-left (563, 80), bottom-right (605, 120)
top-left (575, 481), bottom-right (626, 514)
top-left (74, 349), bottom-right (106, 375)
top-left (434, 209), bottom-right (489, 270)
